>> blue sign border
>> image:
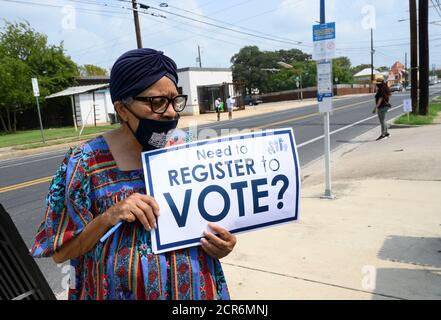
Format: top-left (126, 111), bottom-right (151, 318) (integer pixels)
top-left (313, 22), bottom-right (336, 42)
top-left (143, 129), bottom-right (301, 252)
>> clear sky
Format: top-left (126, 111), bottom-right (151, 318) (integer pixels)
top-left (1, 0), bottom-right (441, 72)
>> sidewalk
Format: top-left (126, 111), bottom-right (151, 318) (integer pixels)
top-left (0, 94), bottom-right (371, 161)
top-left (222, 115), bottom-right (441, 299)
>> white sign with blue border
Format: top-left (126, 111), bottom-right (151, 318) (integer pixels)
top-left (317, 61), bottom-right (333, 113)
top-left (142, 129), bottom-right (301, 254)
top-left (403, 99), bottom-right (412, 113)
top-left (313, 22), bottom-right (336, 61)
top-left (31, 78), bottom-right (40, 97)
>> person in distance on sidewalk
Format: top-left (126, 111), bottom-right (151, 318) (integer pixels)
top-left (372, 79), bottom-right (392, 140)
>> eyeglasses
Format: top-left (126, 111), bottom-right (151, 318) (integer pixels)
top-left (133, 95), bottom-right (188, 114)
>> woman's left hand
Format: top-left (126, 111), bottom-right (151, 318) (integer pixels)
top-left (201, 223), bottom-right (237, 259)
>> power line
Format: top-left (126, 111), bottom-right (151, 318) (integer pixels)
top-left (338, 36), bottom-right (441, 51)
top-left (136, 1), bottom-right (310, 47)
top-left (88, 6), bottom-right (300, 68)
top-left (143, 0), bottom-right (307, 45)
top-left (0, 0), bottom-right (124, 15)
top-left (0, 0), bottom-right (139, 18)
top-left (115, 0), bottom-right (309, 45)
top-left (431, 0), bottom-right (441, 17)
top-left (68, 0), bottom-right (310, 55)
top-left (65, 0), bottom-right (312, 48)
top-left (65, 0), bottom-right (302, 65)
top-left (3, 0), bottom-right (312, 59)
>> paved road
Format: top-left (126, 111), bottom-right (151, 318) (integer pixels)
top-left (1, 85), bottom-right (440, 296)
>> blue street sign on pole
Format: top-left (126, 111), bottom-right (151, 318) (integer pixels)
top-left (313, 22), bottom-right (335, 42)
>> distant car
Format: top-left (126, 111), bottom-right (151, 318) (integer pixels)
top-left (390, 83), bottom-right (403, 92)
top-left (405, 85), bottom-right (412, 91)
top-left (244, 95), bottom-right (263, 106)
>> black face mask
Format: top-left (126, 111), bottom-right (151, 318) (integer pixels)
top-left (121, 104), bottom-right (179, 152)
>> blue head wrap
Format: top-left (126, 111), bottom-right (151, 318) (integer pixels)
top-left (110, 48), bottom-right (178, 103)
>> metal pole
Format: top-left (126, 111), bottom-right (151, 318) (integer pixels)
top-left (70, 95), bottom-right (78, 132)
top-left (320, 0), bottom-right (334, 199)
top-left (35, 97), bottom-right (45, 143)
top-left (410, 0), bottom-right (419, 114)
top-left (323, 111), bottom-right (332, 198)
top-left (93, 91), bottom-right (97, 127)
top-left (418, 0), bottom-right (429, 115)
top-left (300, 75), bottom-right (303, 101)
top-left (198, 45), bottom-right (202, 68)
top-left (405, 52), bottom-right (408, 87)
top-left (320, 0), bottom-right (325, 24)
top-left (132, 0), bottom-right (143, 48)
top-left (371, 28), bottom-right (374, 93)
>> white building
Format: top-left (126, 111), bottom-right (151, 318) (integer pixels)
top-left (46, 84), bottom-right (115, 129)
top-left (353, 68), bottom-right (384, 84)
top-left (46, 68), bottom-right (234, 127)
top-left (177, 67), bottom-right (234, 115)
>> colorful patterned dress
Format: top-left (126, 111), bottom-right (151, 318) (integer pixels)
top-left (31, 135), bottom-right (230, 300)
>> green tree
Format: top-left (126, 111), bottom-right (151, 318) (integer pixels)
top-left (0, 56), bottom-right (32, 132)
top-left (231, 46), bottom-right (271, 94)
top-left (276, 49), bottom-right (311, 64)
top-left (377, 66), bottom-right (389, 72)
top-left (231, 46), bottom-right (313, 94)
top-left (332, 57), bottom-right (354, 84)
top-left (79, 64), bottom-right (108, 77)
top-left (231, 47), bottom-right (356, 93)
top-left (0, 20), bottom-right (78, 133)
top-left (430, 69), bottom-right (441, 77)
top-left (267, 59), bottom-right (316, 92)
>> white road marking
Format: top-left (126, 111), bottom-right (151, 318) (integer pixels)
top-left (297, 104), bottom-right (404, 148)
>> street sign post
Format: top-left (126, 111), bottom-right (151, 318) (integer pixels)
top-left (317, 61), bottom-right (333, 113)
top-left (313, 17), bottom-right (335, 200)
top-left (403, 99), bottom-right (412, 122)
top-left (313, 22), bottom-right (336, 61)
top-left (31, 78), bottom-right (45, 143)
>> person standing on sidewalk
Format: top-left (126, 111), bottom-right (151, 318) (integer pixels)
top-left (214, 97), bottom-right (221, 121)
top-left (372, 80), bottom-right (392, 140)
top-left (226, 95), bottom-right (235, 120)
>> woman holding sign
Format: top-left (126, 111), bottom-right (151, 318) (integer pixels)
top-left (31, 49), bottom-right (236, 300)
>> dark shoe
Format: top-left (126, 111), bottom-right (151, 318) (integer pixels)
top-left (376, 135), bottom-right (384, 141)
top-left (385, 133), bottom-right (390, 137)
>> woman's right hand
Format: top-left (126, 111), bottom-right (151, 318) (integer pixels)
top-left (104, 193), bottom-right (160, 230)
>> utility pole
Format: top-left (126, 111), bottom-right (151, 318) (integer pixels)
top-left (132, 0), bottom-right (143, 48)
top-left (371, 28), bottom-right (375, 93)
top-left (419, 0), bottom-right (429, 116)
top-left (197, 45), bottom-right (202, 68)
top-left (410, 0), bottom-right (418, 114)
top-left (405, 52), bottom-right (408, 87)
